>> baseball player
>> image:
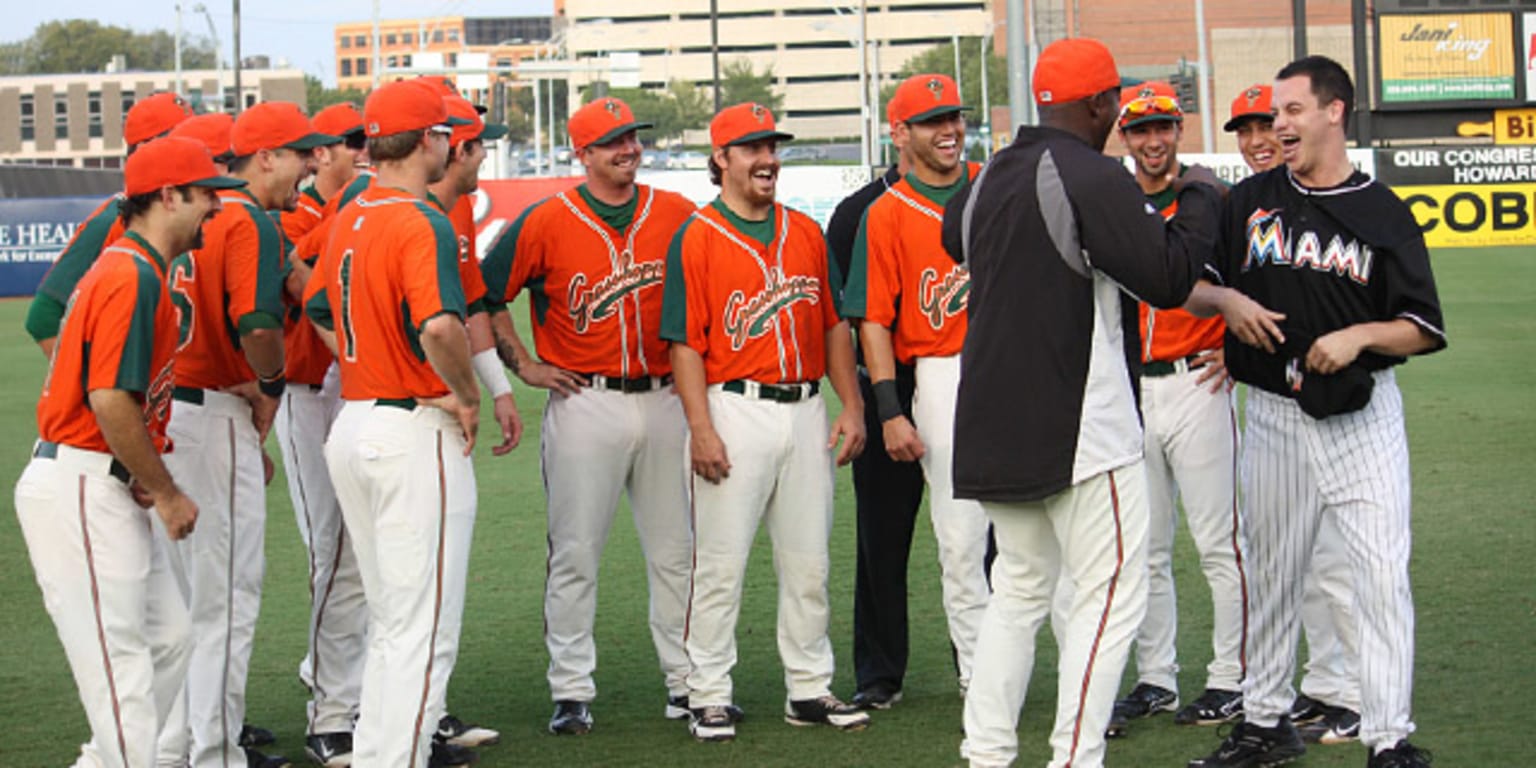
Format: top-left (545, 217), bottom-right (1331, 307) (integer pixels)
top-left (26, 92), bottom-right (193, 358)
top-left (1106, 81), bottom-right (1250, 736)
top-left (941, 38), bottom-right (1220, 768)
top-left (302, 78), bottom-right (482, 768)
top-left (1187, 56), bottom-right (1443, 768)
top-left (825, 122), bottom-right (928, 712)
top-left (478, 95), bottom-right (695, 736)
top-left (164, 101), bottom-right (330, 768)
top-left (841, 74), bottom-right (990, 700)
top-left (660, 102), bottom-right (868, 742)
top-left (1225, 82), bottom-right (1362, 746)
top-left (15, 136), bottom-right (233, 768)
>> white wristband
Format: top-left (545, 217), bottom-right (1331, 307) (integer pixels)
top-left (472, 348), bottom-right (513, 398)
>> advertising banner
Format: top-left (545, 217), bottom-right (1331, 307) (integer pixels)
top-left (1526, 12), bottom-right (1536, 100)
top-left (1380, 13), bottom-right (1517, 103)
top-left (1377, 146), bottom-right (1536, 247)
top-left (0, 196), bottom-right (103, 298)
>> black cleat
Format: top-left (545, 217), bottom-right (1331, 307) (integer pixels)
top-left (1367, 740), bottom-right (1432, 767)
top-left (427, 740), bottom-right (478, 767)
top-left (850, 684), bottom-right (903, 711)
top-left (667, 695), bottom-right (743, 722)
top-left (1188, 719), bottom-right (1306, 768)
top-left (303, 732), bottom-right (352, 768)
top-left (244, 747), bottom-right (292, 768)
top-left (689, 705), bottom-right (737, 742)
top-left (1298, 705), bottom-right (1360, 744)
top-left (1176, 688), bottom-right (1244, 725)
top-left (1288, 694), bottom-right (1329, 725)
top-left (240, 724), bottom-right (277, 748)
top-left (784, 695), bottom-right (871, 731)
top-left (436, 713), bottom-right (500, 747)
top-left (548, 700), bottom-right (593, 735)
top-left (1114, 683), bottom-right (1180, 722)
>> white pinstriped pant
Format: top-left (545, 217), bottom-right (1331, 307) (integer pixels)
top-left (1240, 369), bottom-right (1415, 750)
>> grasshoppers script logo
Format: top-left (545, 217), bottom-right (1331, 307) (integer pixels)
top-left (722, 269), bottom-right (821, 351)
top-left (918, 264), bottom-right (969, 330)
top-left (567, 250), bottom-right (665, 334)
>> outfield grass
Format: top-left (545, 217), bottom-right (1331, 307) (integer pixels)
top-left (2, 246), bottom-right (1532, 767)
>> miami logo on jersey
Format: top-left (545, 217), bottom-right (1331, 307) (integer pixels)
top-left (918, 264), bottom-right (970, 330)
top-left (723, 269), bottom-right (822, 351)
top-left (567, 251), bottom-right (665, 334)
top-left (1243, 207), bottom-right (1374, 285)
top-left (147, 358), bottom-right (176, 425)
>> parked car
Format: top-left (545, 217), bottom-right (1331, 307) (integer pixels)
top-left (669, 150), bottom-right (708, 170)
top-left (779, 145), bottom-right (827, 163)
top-left (554, 146), bottom-right (573, 165)
top-left (643, 150), bottom-right (669, 169)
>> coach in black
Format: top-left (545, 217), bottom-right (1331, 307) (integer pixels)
top-left (940, 37), bottom-right (1219, 768)
top-left (1187, 56), bottom-right (1443, 768)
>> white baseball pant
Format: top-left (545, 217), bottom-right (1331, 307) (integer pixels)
top-left (540, 382), bottom-right (693, 703)
top-left (16, 445), bottom-right (193, 768)
top-left (684, 386), bottom-right (837, 707)
top-left (1135, 364), bottom-right (1248, 693)
top-left (912, 354), bottom-right (990, 689)
top-left (327, 400), bottom-right (476, 768)
top-left (1239, 370), bottom-right (1415, 751)
top-left (962, 462), bottom-right (1149, 768)
top-left (276, 366), bottom-right (366, 735)
top-left (163, 389), bottom-right (267, 768)
top-left (1298, 511), bottom-right (1361, 711)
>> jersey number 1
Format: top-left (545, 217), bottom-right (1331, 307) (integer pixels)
top-left (338, 249), bottom-right (358, 363)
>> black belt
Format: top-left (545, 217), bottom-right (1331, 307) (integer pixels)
top-left (1143, 354), bottom-right (1207, 378)
top-left (374, 397), bottom-right (418, 411)
top-left (172, 386), bottom-right (204, 405)
top-left (584, 373), bottom-right (673, 393)
top-left (722, 379), bottom-right (820, 403)
top-left (34, 440), bottom-right (131, 484)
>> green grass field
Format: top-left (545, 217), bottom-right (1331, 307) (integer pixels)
top-left (2, 246), bottom-right (1532, 767)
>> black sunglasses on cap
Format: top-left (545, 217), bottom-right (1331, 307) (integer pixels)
top-left (344, 130), bottom-right (367, 150)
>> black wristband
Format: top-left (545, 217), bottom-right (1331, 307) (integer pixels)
top-left (258, 375), bottom-right (286, 398)
top-left (872, 379), bottom-right (903, 422)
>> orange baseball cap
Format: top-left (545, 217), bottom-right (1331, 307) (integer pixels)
top-left (312, 103), bottom-right (365, 139)
top-left (444, 95), bottom-right (509, 145)
top-left (1224, 84), bottom-right (1274, 132)
top-left (710, 103), bottom-right (793, 149)
top-left (1118, 80), bottom-right (1183, 130)
top-left (1033, 37), bottom-right (1120, 106)
top-left (168, 113), bottom-right (236, 161)
top-left (364, 79), bottom-right (472, 138)
top-left (888, 74), bottom-right (968, 125)
top-left (124, 137), bottom-right (246, 197)
top-left (568, 97), bottom-right (651, 148)
top-left (232, 102), bottom-right (338, 156)
top-left (124, 92), bottom-right (193, 146)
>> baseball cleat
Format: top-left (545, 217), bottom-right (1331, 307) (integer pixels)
top-left (436, 713), bottom-right (500, 747)
top-left (1367, 740), bottom-right (1433, 768)
top-left (667, 695), bottom-right (743, 723)
top-left (1187, 719), bottom-right (1305, 768)
top-left (1113, 682), bottom-right (1180, 723)
top-left (548, 700), bottom-right (594, 735)
top-left (689, 705), bottom-right (737, 742)
top-left (241, 724), bottom-right (277, 748)
top-left (303, 732), bottom-right (353, 768)
top-left (1287, 694), bottom-right (1330, 725)
top-left (427, 741), bottom-right (478, 767)
top-left (850, 684), bottom-right (903, 711)
top-left (784, 695), bottom-right (871, 731)
top-left (1105, 707), bottom-right (1130, 739)
top-left (1297, 705), bottom-right (1359, 744)
top-left (243, 747), bottom-right (292, 768)
top-left (1176, 688), bottom-right (1245, 725)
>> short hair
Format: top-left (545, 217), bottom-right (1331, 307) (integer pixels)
top-left (368, 129), bottom-right (425, 163)
top-left (1276, 55), bottom-right (1354, 131)
top-left (118, 185), bottom-right (194, 227)
top-left (708, 154), bottom-right (722, 186)
top-left (226, 153), bottom-right (255, 174)
top-left (451, 138), bottom-right (483, 164)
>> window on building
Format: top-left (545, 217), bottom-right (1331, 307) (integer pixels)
top-left (54, 93), bottom-right (69, 140)
top-left (341, 35), bottom-right (352, 49)
top-left (446, 52), bottom-right (457, 67)
top-left (87, 91), bottom-right (104, 138)
top-left (19, 94), bottom-right (34, 141)
top-left (432, 29), bottom-right (444, 44)
top-left (447, 28), bottom-right (460, 43)
top-left (188, 87), bottom-right (204, 110)
top-left (401, 54), bottom-right (412, 67)
top-left (354, 34), bottom-right (367, 48)
top-left (341, 59), bottom-right (352, 77)
top-left (356, 57), bottom-right (369, 76)
top-left (403, 32), bottom-right (414, 45)
top-left (386, 33), bottom-right (397, 46)
top-left (387, 55), bottom-right (397, 68)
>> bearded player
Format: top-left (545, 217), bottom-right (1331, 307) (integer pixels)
top-left (661, 103), bottom-right (867, 743)
top-left (480, 96), bottom-right (695, 736)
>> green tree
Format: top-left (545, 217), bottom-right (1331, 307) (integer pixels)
top-left (668, 79), bottom-right (711, 135)
top-left (15, 20), bottom-right (216, 74)
top-left (719, 59), bottom-right (782, 111)
top-left (304, 75), bottom-right (368, 114)
top-left (881, 38), bottom-right (1008, 123)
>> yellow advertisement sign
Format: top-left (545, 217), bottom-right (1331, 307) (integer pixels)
top-left (1380, 13), bottom-right (1516, 102)
top-left (1394, 184), bottom-right (1536, 247)
top-left (1495, 108), bottom-right (1536, 144)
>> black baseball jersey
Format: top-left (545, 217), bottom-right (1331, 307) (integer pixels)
top-left (940, 125), bottom-right (1219, 503)
top-left (1209, 167), bottom-right (1447, 398)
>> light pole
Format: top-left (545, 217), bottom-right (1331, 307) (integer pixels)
top-left (953, 34), bottom-right (962, 100)
top-left (174, 4), bottom-right (184, 96)
top-left (193, 4), bottom-right (224, 112)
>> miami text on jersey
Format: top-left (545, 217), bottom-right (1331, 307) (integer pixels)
top-left (1242, 207), bottom-right (1374, 285)
top-left (567, 251), bottom-right (665, 334)
top-left (918, 264), bottom-right (970, 331)
top-left (723, 270), bottom-right (821, 351)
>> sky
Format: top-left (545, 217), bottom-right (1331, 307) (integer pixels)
top-left (11, 0), bottom-right (553, 86)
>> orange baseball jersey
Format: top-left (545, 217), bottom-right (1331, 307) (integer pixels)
top-left (168, 188), bottom-right (286, 390)
top-left (842, 164), bottom-right (979, 364)
top-left (38, 232), bottom-right (178, 454)
top-left (303, 185), bottom-right (466, 401)
top-left (1139, 174), bottom-right (1225, 362)
top-left (659, 200), bottom-right (840, 385)
top-left (291, 170), bottom-right (375, 267)
top-left (428, 192), bottom-right (488, 313)
top-left (278, 184), bottom-right (340, 386)
top-left (27, 195), bottom-right (128, 341)
top-left (282, 185), bottom-right (326, 246)
top-left (481, 184), bottom-right (697, 378)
